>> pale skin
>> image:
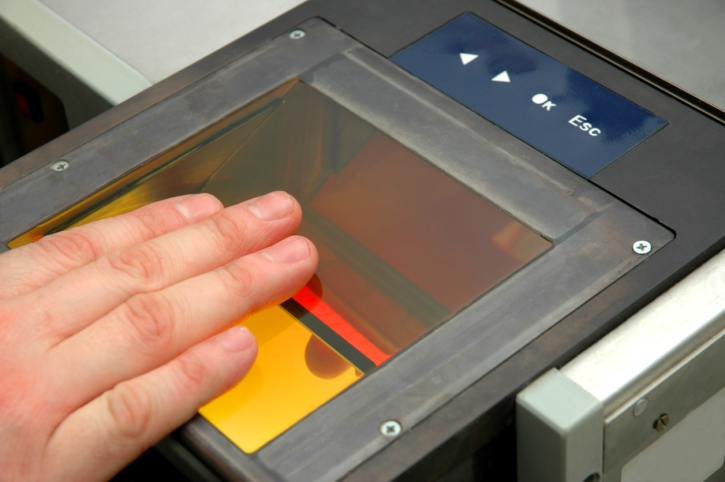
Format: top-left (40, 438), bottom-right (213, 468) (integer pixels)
top-left (0, 191), bottom-right (318, 481)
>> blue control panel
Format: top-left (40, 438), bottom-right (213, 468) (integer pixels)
top-left (391, 14), bottom-right (667, 178)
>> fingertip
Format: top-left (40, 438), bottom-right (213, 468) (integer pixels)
top-left (260, 236), bottom-right (313, 264)
top-left (209, 326), bottom-right (258, 391)
top-left (213, 326), bottom-right (256, 354)
top-left (245, 191), bottom-right (297, 221)
top-left (303, 235), bottom-right (319, 263)
top-left (175, 194), bottom-right (222, 223)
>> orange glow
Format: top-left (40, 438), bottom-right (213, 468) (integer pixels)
top-left (293, 286), bottom-right (390, 366)
top-left (199, 306), bottom-right (361, 453)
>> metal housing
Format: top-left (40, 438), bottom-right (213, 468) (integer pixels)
top-left (0, 17), bottom-right (671, 481)
top-left (3, 0), bottom-right (725, 479)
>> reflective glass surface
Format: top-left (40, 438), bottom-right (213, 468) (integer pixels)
top-left (11, 80), bottom-right (551, 451)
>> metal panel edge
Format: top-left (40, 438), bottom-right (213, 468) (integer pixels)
top-left (560, 247), bottom-right (725, 480)
top-left (496, 0), bottom-right (725, 126)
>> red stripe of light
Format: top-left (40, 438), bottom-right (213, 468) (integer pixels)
top-left (293, 286), bottom-right (391, 366)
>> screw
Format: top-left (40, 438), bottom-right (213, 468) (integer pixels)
top-left (633, 398), bottom-right (648, 417)
top-left (380, 420), bottom-right (401, 437)
top-left (633, 240), bottom-right (652, 255)
top-left (289, 29), bottom-right (305, 39)
top-left (51, 160), bottom-right (70, 172)
top-left (654, 414), bottom-right (670, 432)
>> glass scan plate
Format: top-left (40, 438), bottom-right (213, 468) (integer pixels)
top-left (0, 18), bottom-right (672, 481)
top-left (10, 80), bottom-right (551, 452)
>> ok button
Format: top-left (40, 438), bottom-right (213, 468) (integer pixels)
top-left (532, 93), bottom-right (556, 111)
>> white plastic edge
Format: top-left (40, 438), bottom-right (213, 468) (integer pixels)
top-left (0, 0), bottom-right (151, 105)
top-left (561, 247), bottom-right (725, 412)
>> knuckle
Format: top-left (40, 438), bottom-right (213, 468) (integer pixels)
top-left (204, 210), bottom-right (248, 253)
top-left (122, 294), bottom-right (176, 355)
top-left (35, 229), bottom-right (102, 268)
top-left (127, 207), bottom-right (169, 238)
top-left (105, 382), bottom-right (153, 441)
top-left (173, 354), bottom-right (211, 395)
top-left (103, 244), bottom-right (167, 291)
top-left (219, 262), bottom-right (256, 299)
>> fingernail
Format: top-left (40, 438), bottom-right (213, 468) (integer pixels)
top-left (246, 192), bottom-right (294, 221)
top-left (261, 236), bottom-right (310, 263)
top-left (214, 326), bottom-right (255, 353)
top-left (176, 194), bottom-right (222, 223)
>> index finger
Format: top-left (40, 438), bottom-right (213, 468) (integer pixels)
top-left (0, 194), bottom-right (222, 300)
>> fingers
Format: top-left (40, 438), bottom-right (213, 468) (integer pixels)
top-left (0, 194), bottom-right (222, 300)
top-left (46, 236), bottom-right (317, 408)
top-left (22, 191), bottom-right (302, 343)
top-left (45, 326), bottom-right (258, 481)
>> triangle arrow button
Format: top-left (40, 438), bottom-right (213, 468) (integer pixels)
top-left (459, 53), bottom-right (479, 65)
top-left (492, 71), bottom-right (511, 82)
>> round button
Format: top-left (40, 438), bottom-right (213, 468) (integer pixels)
top-left (532, 93), bottom-right (548, 105)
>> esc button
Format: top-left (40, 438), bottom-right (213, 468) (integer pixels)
top-left (568, 115), bottom-right (602, 137)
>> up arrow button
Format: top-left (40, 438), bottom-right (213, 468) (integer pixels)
top-left (459, 53), bottom-right (479, 65)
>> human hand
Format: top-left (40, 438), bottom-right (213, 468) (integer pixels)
top-left (0, 191), bottom-right (317, 481)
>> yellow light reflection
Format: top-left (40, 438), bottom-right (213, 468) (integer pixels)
top-left (199, 306), bottom-right (361, 453)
